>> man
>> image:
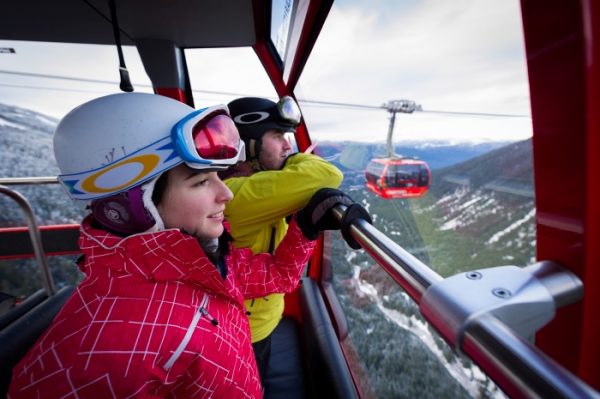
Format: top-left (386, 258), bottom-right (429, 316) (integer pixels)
top-left (224, 96), bottom-right (343, 383)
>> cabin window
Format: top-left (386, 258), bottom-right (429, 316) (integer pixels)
top-left (296, 0), bottom-right (532, 397)
top-left (418, 167), bottom-right (429, 187)
top-left (0, 40), bottom-right (152, 299)
top-left (366, 161), bottom-right (385, 175)
top-left (184, 47), bottom-right (277, 107)
top-left (271, 0), bottom-right (295, 62)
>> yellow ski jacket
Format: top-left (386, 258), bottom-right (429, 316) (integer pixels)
top-left (224, 152), bottom-right (343, 342)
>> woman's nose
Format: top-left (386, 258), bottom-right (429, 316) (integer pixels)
top-left (217, 179), bottom-right (234, 202)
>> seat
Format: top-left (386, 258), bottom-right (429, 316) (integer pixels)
top-left (0, 186), bottom-right (77, 397)
top-left (0, 285), bottom-right (75, 398)
top-left (264, 317), bottom-right (307, 399)
top-left (0, 289), bottom-right (46, 331)
top-left (298, 278), bottom-right (359, 399)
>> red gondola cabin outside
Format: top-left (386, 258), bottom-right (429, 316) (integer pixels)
top-left (365, 158), bottom-right (430, 199)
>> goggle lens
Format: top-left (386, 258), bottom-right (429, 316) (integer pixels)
top-left (192, 114), bottom-right (240, 160)
top-left (278, 96), bottom-right (302, 124)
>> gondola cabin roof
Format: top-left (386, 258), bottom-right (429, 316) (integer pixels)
top-left (0, 0), bottom-right (333, 103)
top-left (0, 0), bottom-right (256, 48)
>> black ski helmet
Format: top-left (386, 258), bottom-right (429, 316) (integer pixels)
top-left (228, 96), bottom-right (301, 159)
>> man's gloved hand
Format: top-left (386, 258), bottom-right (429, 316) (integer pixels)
top-left (297, 188), bottom-right (354, 240)
top-left (340, 202), bottom-right (372, 249)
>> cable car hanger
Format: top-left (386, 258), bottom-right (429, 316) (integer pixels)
top-left (364, 99), bottom-right (431, 199)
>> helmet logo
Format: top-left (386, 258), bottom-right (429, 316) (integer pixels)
top-left (104, 201), bottom-right (128, 224)
top-left (81, 154), bottom-right (160, 194)
top-left (233, 111), bottom-right (270, 125)
top-left (59, 135), bottom-right (184, 200)
top-left (107, 209), bottom-right (120, 220)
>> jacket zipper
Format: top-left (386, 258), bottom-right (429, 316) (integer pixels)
top-left (199, 296), bottom-right (219, 326)
top-left (162, 293), bottom-right (218, 371)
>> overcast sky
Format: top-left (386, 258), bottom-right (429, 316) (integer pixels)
top-left (0, 0), bottom-right (532, 144)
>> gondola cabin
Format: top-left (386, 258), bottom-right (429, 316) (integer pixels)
top-left (365, 158), bottom-right (430, 199)
top-left (1, 0), bottom-right (600, 398)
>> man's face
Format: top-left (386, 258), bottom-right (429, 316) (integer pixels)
top-left (258, 129), bottom-right (293, 170)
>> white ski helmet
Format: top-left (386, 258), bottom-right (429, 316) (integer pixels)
top-left (53, 92), bottom-right (244, 235)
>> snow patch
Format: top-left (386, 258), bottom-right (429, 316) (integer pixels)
top-left (487, 209), bottom-right (535, 244)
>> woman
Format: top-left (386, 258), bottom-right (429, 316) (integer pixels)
top-left (8, 93), bottom-right (342, 398)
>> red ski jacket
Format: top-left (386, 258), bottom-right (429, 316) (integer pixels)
top-left (9, 216), bottom-right (315, 398)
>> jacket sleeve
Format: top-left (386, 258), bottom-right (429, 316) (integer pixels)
top-left (224, 153), bottom-right (343, 233)
top-left (229, 216), bottom-right (317, 298)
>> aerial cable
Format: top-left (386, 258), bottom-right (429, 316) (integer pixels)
top-left (0, 70), bottom-right (530, 118)
top-left (108, 0), bottom-right (133, 92)
top-left (0, 83), bottom-right (109, 95)
top-left (295, 98), bottom-right (382, 110)
top-left (300, 98), bottom-right (530, 118)
top-left (0, 70), bottom-right (135, 86)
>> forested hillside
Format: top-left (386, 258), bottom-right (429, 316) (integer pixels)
top-left (325, 138), bottom-right (534, 398)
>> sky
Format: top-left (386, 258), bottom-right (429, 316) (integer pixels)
top-left (0, 0), bottom-right (532, 144)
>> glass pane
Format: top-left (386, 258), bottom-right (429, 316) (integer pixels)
top-left (366, 161), bottom-right (385, 175)
top-left (0, 40), bottom-right (152, 118)
top-left (0, 40), bottom-right (156, 227)
top-left (0, 41), bottom-right (151, 298)
top-left (185, 47), bottom-right (277, 108)
top-left (297, 0), bottom-right (532, 397)
top-left (0, 40), bottom-right (153, 224)
top-left (0, 255), bottom-right (84, 305)
top-left (271, 0), bottom-right (295, 61)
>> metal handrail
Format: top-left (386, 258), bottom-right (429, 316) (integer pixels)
top-left (332, 204), bottom-right (599, 399)
top-left (463, 314), bottom-right (598, 399)
top-left (0, 176), bottom-right (59, 185)
top-left (0, 185), bottom-right (56, 295)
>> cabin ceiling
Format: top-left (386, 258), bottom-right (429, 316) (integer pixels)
top-left (0, 0), bottom-right (257, 48)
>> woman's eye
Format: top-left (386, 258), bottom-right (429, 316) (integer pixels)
top-left (193, 179), bottom-right (208, 187)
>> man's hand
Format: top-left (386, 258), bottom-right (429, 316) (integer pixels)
top-left (297, 188), bottom-right (354, 240)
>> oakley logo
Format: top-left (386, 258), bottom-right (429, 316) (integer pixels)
top-left (234, 112), bottom-right (270, 125)
top-left (80, 154), bottom-right (160, 194)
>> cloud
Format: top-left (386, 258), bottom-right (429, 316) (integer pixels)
top-left (294, 0), bottom-right (531, 142)
top-left (0, 41), bottom-right (153, 117)
top-left (0, 0), bottom-right (531, 143)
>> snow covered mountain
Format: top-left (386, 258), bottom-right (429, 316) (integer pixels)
top-left (1, 103), bottom-right (533, 398)
top-left (327, 138), bottom-right (534, 398)
top-left (0, 103), bottom-right (84, 228)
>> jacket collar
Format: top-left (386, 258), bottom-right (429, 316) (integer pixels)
top-left (78, 216), bottom-right (238, 301)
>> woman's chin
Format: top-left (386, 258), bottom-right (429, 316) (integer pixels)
top-left (204, 225), bottom-right (224, 239)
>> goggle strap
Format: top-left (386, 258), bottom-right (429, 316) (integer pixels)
top-left (248, 139), bottom-right (257, 159)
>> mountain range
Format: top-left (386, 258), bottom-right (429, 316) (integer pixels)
top-left (1, 103), bottom-right (534, 398)
top-left (318, 137), bottom-right (533, 398)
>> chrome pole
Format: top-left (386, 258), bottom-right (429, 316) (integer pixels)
top-left (0, 185), bottom-right (56, 295)
top-left (333, 204), bottom-right (596, 399)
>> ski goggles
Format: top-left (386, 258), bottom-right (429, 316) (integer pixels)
top-left (59, 105), bottom-right (244, 200)
top-left (172, 108), bottom-right (245, 167)
top-left (276, 96), bottom-right (302, 125)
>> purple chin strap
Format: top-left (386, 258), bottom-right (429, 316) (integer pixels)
top-left (91, 185), bottom-right (156, 236)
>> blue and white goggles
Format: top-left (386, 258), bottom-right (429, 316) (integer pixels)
top-left (59, 107), bottom-right (245, 200)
